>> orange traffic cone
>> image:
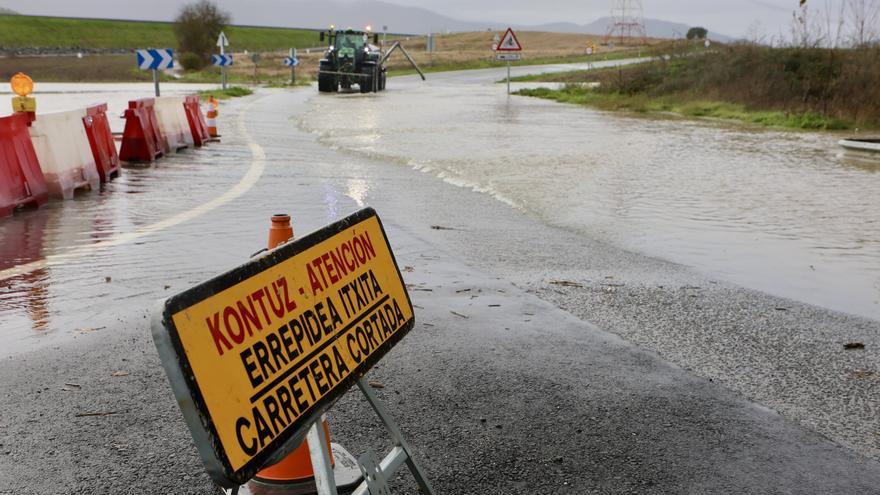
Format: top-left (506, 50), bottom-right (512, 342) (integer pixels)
top-left (258, 214), bottom-right (333, 484)
top-left (206, 96), bottom-right (220, 139)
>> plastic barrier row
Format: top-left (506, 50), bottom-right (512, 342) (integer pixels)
top-left (1, 95), bottom-right (212, 218)
top-left (154, 96), bottom-right (195, 152)
top-left (0, 113), bottom-right (48, 218)
top-left (28, 107), bottom-right (101, 200)
top-left (119, 98), bottom-right (167, 162)
top-left (84, 103), bottom-right (120, 183)
top-left (184, 95), bottom-right (210, 147)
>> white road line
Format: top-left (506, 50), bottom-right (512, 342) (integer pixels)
top-left (0, 97), bottom-right (267, 282)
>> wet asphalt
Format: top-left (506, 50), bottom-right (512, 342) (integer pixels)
top-left (1, 72), bottom-right (879, 494)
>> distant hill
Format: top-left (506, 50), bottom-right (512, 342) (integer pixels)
top-left (225, 2), bottom-right (733, 40)
top-left (0, 7), bottom-right (19, 15)
top-left (582, 17), bottom-right (734, 42)
top-left (7, 1), bottom-right (732, 42)
top-left (530, 18), bottom-right (732, 41)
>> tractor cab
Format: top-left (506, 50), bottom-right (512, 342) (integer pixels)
top-left (319, 27), bottom-right (385, 93)
top-left (317, 25), bottom-right (426, 93)
top-left (335, 31), bottom-right (368, 60)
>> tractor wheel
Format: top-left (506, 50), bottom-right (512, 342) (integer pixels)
top-left (318, 64), bottom-right (337, 93)
top-left (360, 64), bottom-right (376, 93)
top-left (379, 70), bottom-right (387, 91)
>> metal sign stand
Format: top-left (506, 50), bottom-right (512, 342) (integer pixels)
top-left (310, 377), bottom-right (434, 495)
top-left (152, 68), bottom-right (160, 97)
top-left (218, 31), bottom-right (229, 90)
top-left (228, 377), bottom-right (434, 495)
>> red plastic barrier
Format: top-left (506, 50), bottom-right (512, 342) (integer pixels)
top-left (0, 113), bottom-right (48, 219)
top-left (183, 95), bottom-right (210, 147)
top-left (119, 98), bottom-right (167, 163)
top-left (83, 103), bottom-right (120, 183)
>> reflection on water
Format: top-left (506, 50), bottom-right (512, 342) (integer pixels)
top-left (0, 118), bottom-right (241, 352)
top-left (0, 214), bottom-right (51, 331)
top-left (302, 79), bottom-right (880, 320)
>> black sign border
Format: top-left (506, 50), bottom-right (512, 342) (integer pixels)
top-left (158, 207), bottom-right (415, 487)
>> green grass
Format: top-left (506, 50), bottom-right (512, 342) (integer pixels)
top-left (516, 86), bottom-right (851, 130)
top-left (0, 14), bottom-right (320, 51)
top-left (196, 86), bottom-right (254, 100)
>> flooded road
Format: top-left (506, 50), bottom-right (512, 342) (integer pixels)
top-left (2, 75), bottom-right (879, 491)
top-left (302, 70), bottom-right (880, 321)
top-left (0, 83), bottom-right (246, 354)
top-left (0, 82), bottom-right (216, 131)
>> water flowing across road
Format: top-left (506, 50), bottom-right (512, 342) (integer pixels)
top-left (302, 67), bottom-right (880, 320)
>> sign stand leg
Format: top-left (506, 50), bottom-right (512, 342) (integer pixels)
top-left (306, 420), bottom-right (339, 495)
top-left (353, 377), bottom-right (435, 495)
top-left (153, 69), bottom-right (160, 97)
top-left (506, 60), bottom-right (511, 95)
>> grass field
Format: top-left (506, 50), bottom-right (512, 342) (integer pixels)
top-left (0, 15), bottom-right (320, 51)
top-left (0, 18), bottom-right (660, 84)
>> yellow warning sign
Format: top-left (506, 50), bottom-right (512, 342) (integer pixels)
top-left (152, 208), bottom-right (414, 487)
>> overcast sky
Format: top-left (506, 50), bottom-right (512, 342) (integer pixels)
top-left (9, 0), bottom-right (841, 38)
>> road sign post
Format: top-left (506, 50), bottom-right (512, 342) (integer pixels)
top-left (151, 208), bottom-right (434, 492)
top-left (136, 49), bottom-right (174, 97)
top-left (217, 31), bottom-right (230, 90)
top-left (495, 27), bottom-right (523, 95)
top-left (289, 48), bottom-right (297, 85)
top-left (212, 52), bottom-right (234, 90)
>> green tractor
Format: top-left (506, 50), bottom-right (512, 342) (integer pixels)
top-left (318, 27), bottom-right (387, 93)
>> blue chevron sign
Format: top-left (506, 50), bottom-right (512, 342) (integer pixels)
top-left (283, 57), bottom-right (299, 67)
top-left (136, 49), bottom-right (174, 70)
top-left (211, 54), bottom-right (234, 67)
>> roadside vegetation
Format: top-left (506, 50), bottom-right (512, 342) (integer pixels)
top-left (518, 44), bottom-right (879, 130)
top-left (196, 86), bottom-right (253, 99)
top-left (517, 2), bottom-right (880, 131)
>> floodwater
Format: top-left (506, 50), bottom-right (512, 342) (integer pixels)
top-left (301, 71), bottom-right (880, 321)
top-left (0, 82), bottom-right (216, 132)
top-left (0, 82), bottom-right (235, 353)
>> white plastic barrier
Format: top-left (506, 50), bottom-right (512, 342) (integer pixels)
top-left (154, 96), bottom-right (194, 152)
top-left (28, 108), bottom-right (100, 200)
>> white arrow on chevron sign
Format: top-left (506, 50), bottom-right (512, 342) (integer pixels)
top-left (137, 48), bottom-right (174, 70)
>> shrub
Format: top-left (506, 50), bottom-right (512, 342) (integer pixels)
top-left (173, 1), bottom-right (230, 64)
top-left (179, 52), bottom-right (204, 71)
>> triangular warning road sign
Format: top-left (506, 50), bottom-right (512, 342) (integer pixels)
top-left (496, 27), bottom-right (522, 51)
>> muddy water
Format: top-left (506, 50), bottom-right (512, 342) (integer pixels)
top-left (301, 74), bottom-right (880, 321)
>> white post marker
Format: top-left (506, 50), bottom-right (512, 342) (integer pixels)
top-left (217, 31), bottom-right (229, 90)
top-left (495, 27), bottom-right (523, 95)
top-left (289, 47), bottom-right (297, 85)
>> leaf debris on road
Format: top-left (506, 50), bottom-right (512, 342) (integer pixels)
top-left (550, 280), bottom-right (584, 288)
